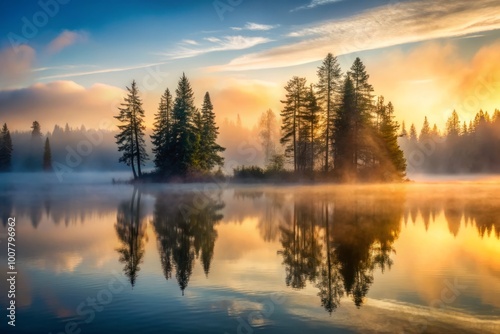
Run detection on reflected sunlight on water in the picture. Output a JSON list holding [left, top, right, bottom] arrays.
[[0, 182, 499, 333]]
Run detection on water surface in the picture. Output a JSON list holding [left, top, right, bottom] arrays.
[[1, 180, 499, 333]]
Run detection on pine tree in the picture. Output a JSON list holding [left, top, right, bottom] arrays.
[[349, 58, 374, 169], [280, 76, 307, 172], [401, 121, 408, 137], [191, 108, 204, 171], [446, 110, 460, 137], [334, 75, 356, 180], [419, 116, 431, 141], [0, 123, 13, 172], [115, 80, 149, 179], [164, 73, 197, 176], [316, 53, 342, 172], [378, 102, 406, 180], [304, 85, 321, 172], [151, 88, 173, 172], [258, 109, 279, 166], [26, 121, 43, 171], [409, 123, 418, 142], [43, 137, 52, 172], [200, 92, 225, 171]]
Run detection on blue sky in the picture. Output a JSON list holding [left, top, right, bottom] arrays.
[[1, 0, 500, 130]]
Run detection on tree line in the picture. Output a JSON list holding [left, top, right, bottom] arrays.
[[0, 121, 52, 172], [401, 109, 500, 173], [115, 74, 225, 180], [278, 54, 406, 182]]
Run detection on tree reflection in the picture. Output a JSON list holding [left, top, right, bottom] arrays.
[[115, 188, 147, 287], [151, 191, 224, 295], [278, 190, 403, 312]]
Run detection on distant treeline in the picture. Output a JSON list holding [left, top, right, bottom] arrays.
[[401, 109, 500, 173], [0, 122, 128, 173]]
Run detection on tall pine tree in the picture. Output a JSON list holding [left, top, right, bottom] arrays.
[[164, 73, 197, 177], [151, 88, 173, 172], [200, 92, 225, 171], [43, 137, 52, 172], [377, 101, 406, 180], [316, 53, 342, 172], [333, 75, 357, 180], [0, 123, 13, 172], [349, 57, 374, 170], [304, 85, 321, 172], [280, 76, 307, 172], [115, 80, 149, 179]]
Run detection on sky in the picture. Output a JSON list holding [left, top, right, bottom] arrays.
[[1, 0, 500, 132]]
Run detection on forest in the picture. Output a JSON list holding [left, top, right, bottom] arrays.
[[1, 53, 499, 181], [401, 109, 500, 174]]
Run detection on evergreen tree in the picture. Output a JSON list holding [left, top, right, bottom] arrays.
[[115, 80, 149, 179], [151, 88, 173, 172], [0, 123, 13, 172], [400, 121, 408, 137], [258, 109, 279, 166], [26, 121, 43, 171], [419, 116, 431, 141], [349, 58, 374, 169], [304, 85, 321, 172], [334, 75, 356, 179], [164, 73, 197, 176], [409, 123, 418, 142], [43, 137, 52, 172], [446, 110, 460, 137], [316, 53, 342, 172], [191, 109, 204, 171], [377, 102, 406, 180], [280, 76, 307, 172], [200, 92, 225, 171]]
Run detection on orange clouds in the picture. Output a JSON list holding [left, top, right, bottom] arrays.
[[366, 41, 500, 130], [0, 81, 125, 131], [194, 77, 281, 126], [46, 30, 88, 54]]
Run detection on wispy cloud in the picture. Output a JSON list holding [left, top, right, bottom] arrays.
[[46, 30, 88, 54], [161, 36, 273, 60], [181, 39, 199, 45], [212, 0, 500, 71], [231, 22, 279, 31], [37, 62, 168, 81], [291, 0, 343, 12], [0, 45, 36, 89]]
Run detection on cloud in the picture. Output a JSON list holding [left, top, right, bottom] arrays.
[[46, 30, 88, 54], [163, 36, 273, 59], [231, 22, 279, 31], [365, 41, 500, 130], [36, 62, 168, 81], [181, 39, 199, 45], [0, 81, 125, 131], [213, 0, 500, 71], [291, 0, 343, 12], [0, 45, 36, 89]]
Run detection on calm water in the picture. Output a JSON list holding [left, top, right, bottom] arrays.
[[1, 179, 500, 333]]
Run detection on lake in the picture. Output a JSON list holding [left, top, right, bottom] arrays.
[[0, 177, 499, 333]]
